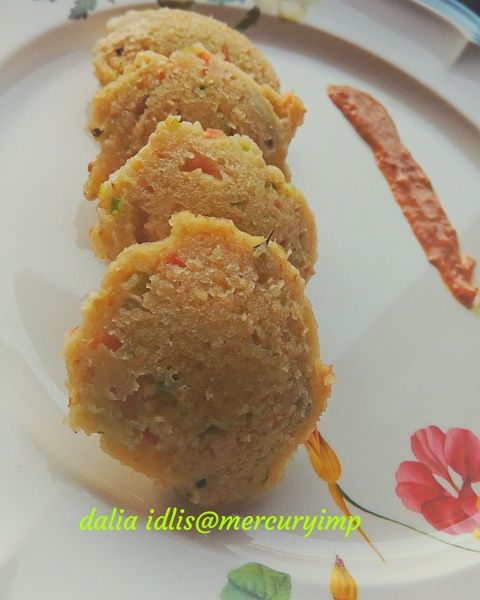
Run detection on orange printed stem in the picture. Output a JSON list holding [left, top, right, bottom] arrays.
[[338, 485, 480, 555], [328, 483, 385, 563]]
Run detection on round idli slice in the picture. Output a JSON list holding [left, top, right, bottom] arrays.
[[64, 211, 332, 506], [93, 8, 280, 90], [84, 47, 304, 199], [91, 117, 317, 281]]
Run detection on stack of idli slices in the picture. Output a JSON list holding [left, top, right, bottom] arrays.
[[64, 8, 332, 505]]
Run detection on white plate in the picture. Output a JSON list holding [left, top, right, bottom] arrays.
[[1, 1, 479, 598]]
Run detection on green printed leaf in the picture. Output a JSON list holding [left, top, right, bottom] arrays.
[[221, 563, 291, 600], [69, 0, 97, 19]]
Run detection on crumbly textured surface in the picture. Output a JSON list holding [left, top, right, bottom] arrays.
[[84, 47, 305, 199], [93, 8, 280, 90], [91, 118, 317, 281], [65, 212, 331, 505]]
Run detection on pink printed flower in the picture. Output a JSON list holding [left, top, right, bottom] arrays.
[[395, 426, 480, 535]]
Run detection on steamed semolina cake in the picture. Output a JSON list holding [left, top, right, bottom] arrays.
[[84, 47, 305, 198], [93, 8, 280, 89], [64, 212, 332, 505], [91, 118, 317, 281]]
